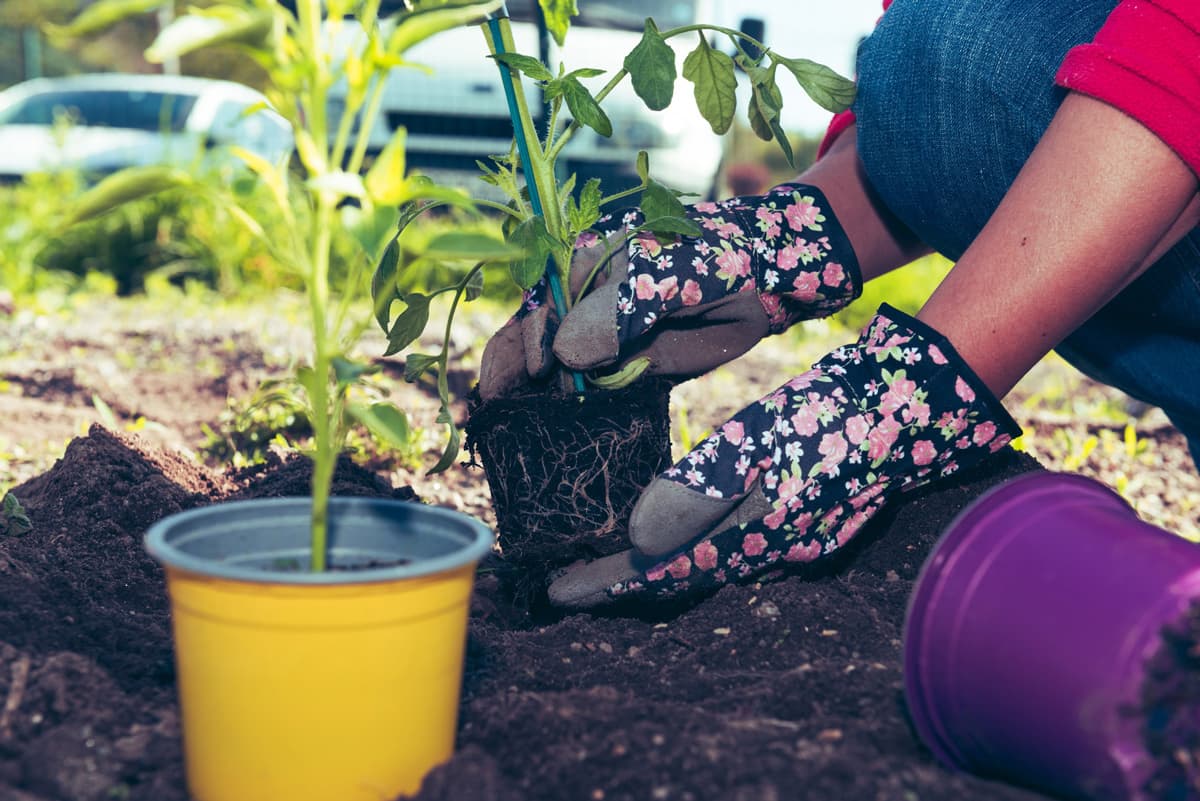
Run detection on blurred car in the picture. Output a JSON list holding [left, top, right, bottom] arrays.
[[0, 73, 293, 183]]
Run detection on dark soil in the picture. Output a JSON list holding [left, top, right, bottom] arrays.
[[0, 419, 1091, 801], [465, 380, 673, 596], [1142, 602, 1200, 801]]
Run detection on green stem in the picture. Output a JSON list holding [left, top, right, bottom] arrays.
[[484, 18, 562, 236], [346, 77, 388, 175], [598, 182, 649, 208], [307, 196, 337, 572], [474, 197, 527, 220]]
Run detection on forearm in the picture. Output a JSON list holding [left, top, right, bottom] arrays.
[[797, 125, 930, 281], [919, 92, 1200, 398]]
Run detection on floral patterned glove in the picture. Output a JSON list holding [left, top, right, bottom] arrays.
[[547, 304, 1022, 608], [478, 184, 862, 399]]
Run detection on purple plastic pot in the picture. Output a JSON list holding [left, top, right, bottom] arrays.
[[904, 471, 1200, 801]]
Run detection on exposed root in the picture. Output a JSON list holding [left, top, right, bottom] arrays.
[[465, 380, 673, 600]]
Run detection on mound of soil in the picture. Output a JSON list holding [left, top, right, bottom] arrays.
[[5, 424, 1188, 801]]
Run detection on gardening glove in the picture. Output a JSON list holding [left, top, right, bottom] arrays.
[[547, 304, 1022, 609], [477, 184, 863, 399]]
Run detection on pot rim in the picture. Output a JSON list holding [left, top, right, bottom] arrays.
[[144, 496, 494, 586]]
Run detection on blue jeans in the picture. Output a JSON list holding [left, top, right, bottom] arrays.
[[853, 0, 1200, 462]]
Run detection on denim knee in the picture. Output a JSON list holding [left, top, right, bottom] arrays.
[[853, 0, 1117, 259]]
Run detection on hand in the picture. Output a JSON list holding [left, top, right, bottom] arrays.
[[478, 184, 863, 399], [547, 305, 1022, 609]]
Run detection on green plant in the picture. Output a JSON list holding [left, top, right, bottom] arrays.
[[63, 0, 517, 570], [0, 492, 32, 536], [378, 9, 856, 393], [360, 10, 857, 470]]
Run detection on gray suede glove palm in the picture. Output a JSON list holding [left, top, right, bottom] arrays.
[[478, 184, 862, 399]]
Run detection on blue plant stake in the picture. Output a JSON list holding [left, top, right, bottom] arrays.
[[483, 6, 587, 394]]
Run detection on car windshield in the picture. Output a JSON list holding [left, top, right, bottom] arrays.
[[0, 89, 197, 132], [507, 0, 697, 31]]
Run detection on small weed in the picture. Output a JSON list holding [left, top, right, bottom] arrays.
[[200, 383, 311, 468], [673, 399, 710, 455], [1055, 429, 1099, 471], [0, 492, 32, 536], [1124, 423, 1149, 459]]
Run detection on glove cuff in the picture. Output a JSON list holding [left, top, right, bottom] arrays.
[[749, 183, 863, 332], [869, 303, 1022, 444]]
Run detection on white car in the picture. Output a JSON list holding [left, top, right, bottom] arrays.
[[0, 73, 293, 183]]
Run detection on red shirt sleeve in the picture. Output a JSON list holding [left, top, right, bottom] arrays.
[[1056, 0, 1200, 176], [816, 0, 892, 159]]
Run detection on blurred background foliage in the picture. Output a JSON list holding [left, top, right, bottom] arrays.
[[0, 0, 267, 87], [0, 0, 943, 329]]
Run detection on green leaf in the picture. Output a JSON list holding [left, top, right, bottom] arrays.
[[0, 493, 32, 537], [46, 0, 165, 38], [387, 0, 504, 57], [506, 216, 556, 289], [635, 150, 650, 184], [347, 403, 411, 449], [640, 181, 701, 237], [643, 215, 703, 238], [365, 128, 408, 205], [371, 201, 445, 332], [392, 176, 475, 207], [563, 67, 605, 80], [537, 0, 577, 46], [568, 177, 603, 233], [404, 353, 440, 383], [145, 11, 272, 63], [682, 35, 738, 135], [67, 166, 194, 224], [91, 394, 119, 430], [623, 19, 676, 111], [775, 56, 857, 114], [429, 407, 462, 473], [561, 76, 612, 138], [347, 204, 401, 263], [745, 63, 794, 167], [492, 51, 554, 83], [588, 357, 651, 389], [384, 293, 431, 357], [332, 356, 374, 388], [464, 268, 485, 301], [371, 237, 403, 331], [424, 232, 522, 261]]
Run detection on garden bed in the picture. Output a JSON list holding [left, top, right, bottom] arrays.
[[0, 424, 1052, 801], [2, 295, 1199, 800]]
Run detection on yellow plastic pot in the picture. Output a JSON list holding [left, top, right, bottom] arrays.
[[144, 496, 493, 801]]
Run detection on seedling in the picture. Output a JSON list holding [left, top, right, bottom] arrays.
[[0, 492, 32, 537], [375, 4, 855, 389], [61, 0, 518, 570]]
